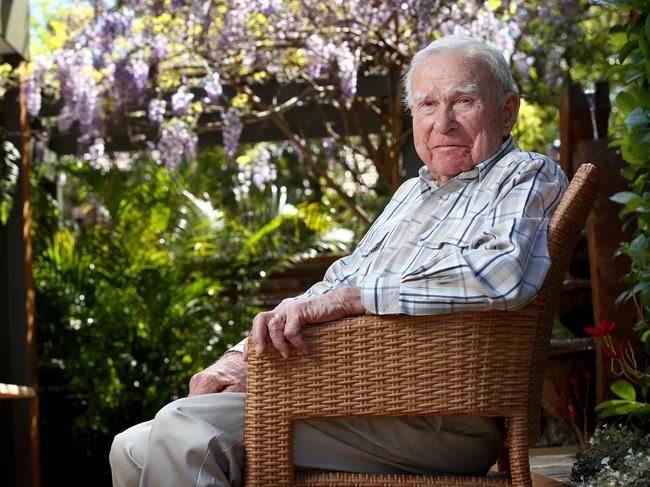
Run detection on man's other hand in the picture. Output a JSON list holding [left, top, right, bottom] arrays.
[[188, 351, 247, 396], [246, 287, 365, 360]]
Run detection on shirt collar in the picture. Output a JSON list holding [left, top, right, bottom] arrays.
[[418, 136, 516, 194]]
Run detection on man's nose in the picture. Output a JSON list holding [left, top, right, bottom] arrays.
[[433, 107, 457, 134]]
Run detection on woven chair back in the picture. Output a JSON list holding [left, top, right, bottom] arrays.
[[244, 163, 599, 486]]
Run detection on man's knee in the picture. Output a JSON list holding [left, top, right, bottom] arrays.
[[109, 430, 128, 468], [154, 393, 245, 438], [110, 421, 152, 487], [110, 420, 151, 470]]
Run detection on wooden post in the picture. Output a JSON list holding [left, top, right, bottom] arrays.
[[20, 61, 41, 487], [0, 56, 40, 487], [559, 82, 609, 180], [572, 140, 637, 403]]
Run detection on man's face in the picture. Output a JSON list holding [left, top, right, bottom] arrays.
[[410, 51, 520, 184]]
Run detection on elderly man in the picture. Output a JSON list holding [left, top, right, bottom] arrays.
[[110, 35, 567, 486]]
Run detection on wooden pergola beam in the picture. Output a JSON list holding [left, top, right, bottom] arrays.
[[43, 74, 393, 155], [0, 382, 36, 399]]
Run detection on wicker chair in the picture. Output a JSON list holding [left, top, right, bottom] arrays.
[[245, 163, 598, 487]]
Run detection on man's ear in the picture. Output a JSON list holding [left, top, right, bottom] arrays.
[[502, 92, 520, 135]]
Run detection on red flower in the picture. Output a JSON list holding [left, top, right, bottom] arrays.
[[603, 346, 621, 359], [585, 319, 616, 337]]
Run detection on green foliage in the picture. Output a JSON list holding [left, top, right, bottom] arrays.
[[570, 424, 650, 483], [505, 0, 622, 153], [32, 146, 345, 468], [596, 379, 650, 419], [0, 135, 20, 225], [608, 1, 650, 309], [588, 449, 650, 486], [580, 6, 650, 478], [512, 100, 559, 154]]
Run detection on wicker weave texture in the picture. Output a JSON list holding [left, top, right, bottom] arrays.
[[244, 164, 598, 487], [294, 471, 512, 486]]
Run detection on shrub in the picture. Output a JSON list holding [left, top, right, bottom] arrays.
[[570, 424, 650, 483], [589, 449, 650, 486], [32, 147, 345, 484]]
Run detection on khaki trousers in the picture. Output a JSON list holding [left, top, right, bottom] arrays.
[[110, 392, 504, 487]]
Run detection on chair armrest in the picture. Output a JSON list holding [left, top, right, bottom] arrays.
[[244, 311, 541, 485], [246, 310, 538, 421]]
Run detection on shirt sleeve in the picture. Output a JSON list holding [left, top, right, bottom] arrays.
[[223, 182, 419, 354], [360, 156, 568, 315], [293, 178, 423, 300]]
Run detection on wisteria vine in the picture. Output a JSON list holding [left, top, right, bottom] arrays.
[[1, 0, 604, 219]]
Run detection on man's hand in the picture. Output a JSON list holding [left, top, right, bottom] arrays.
[[188, 351, 247, 396], [245, 287, 365, 360]]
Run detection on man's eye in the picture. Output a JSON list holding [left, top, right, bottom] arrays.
[[458, 98, 472, 105]]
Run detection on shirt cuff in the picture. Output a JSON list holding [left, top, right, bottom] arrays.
[[227, 337, 247, 354], [360, 274, 402, 314]]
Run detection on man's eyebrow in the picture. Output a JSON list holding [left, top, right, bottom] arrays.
[[411, 84, 482, 105], [454, 84, 481, 96], [411, 93, 428, 105]]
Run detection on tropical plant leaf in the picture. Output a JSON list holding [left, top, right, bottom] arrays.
[[610, 379, 637, 401], [595, 399, 645, 417], [0, 139, 20, 225]]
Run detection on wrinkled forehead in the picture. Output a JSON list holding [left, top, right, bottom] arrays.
[[410, 52, 496, 103], [411, 83, 482, 104]]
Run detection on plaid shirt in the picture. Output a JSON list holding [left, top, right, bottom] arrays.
[[302, 136, 567, 314], [229, 137, 567, 351]]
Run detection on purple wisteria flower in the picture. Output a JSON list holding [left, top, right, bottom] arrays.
[[415, 0, 440, 46], [24, 76, 41, 117], [34, 131, 50, 161], [222, 108, 243, 164], [171, 87, 194, 116], [305, 35, 337, 78], [336, 44, 358, 106], [24, 59, 51, 117], [152, 119, 197, 170], [130, 58, 149, 96], [512, 52, 531, 81], [58, 105, 75, 135], [322, 137, 336, 165], [102, 8, 135, 39], [251, 0, 282, 17], [107, 56, 149, 107], [148, 99, 167, 124], [251, 145, 277, 189], [54, 49, 104, 141], [152, 35, 168, 63], [85, 138, 112, 172], [204, 72, 223, 104]]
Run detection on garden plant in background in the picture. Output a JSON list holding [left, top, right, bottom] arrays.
[[0, 0, 625, 485], [4, 0, 618, 228], [569, 0, 650, 485], [571, 315, 650, 485], [30, 142, 349, 483], [0, 129, 20, 225]]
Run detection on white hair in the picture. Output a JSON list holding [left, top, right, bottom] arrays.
[[403, 35, 517, 109]]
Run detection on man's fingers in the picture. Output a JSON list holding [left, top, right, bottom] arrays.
[[250, 306, 312, 359], [243, 339, 249, 361], [268, 314, 290, 358], [189, 373, 226, 396], [284, 314, 309, 355], [250, 312, 272, 356]]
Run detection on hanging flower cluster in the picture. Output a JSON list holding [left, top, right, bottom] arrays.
[[15, 0, 533, 172]]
